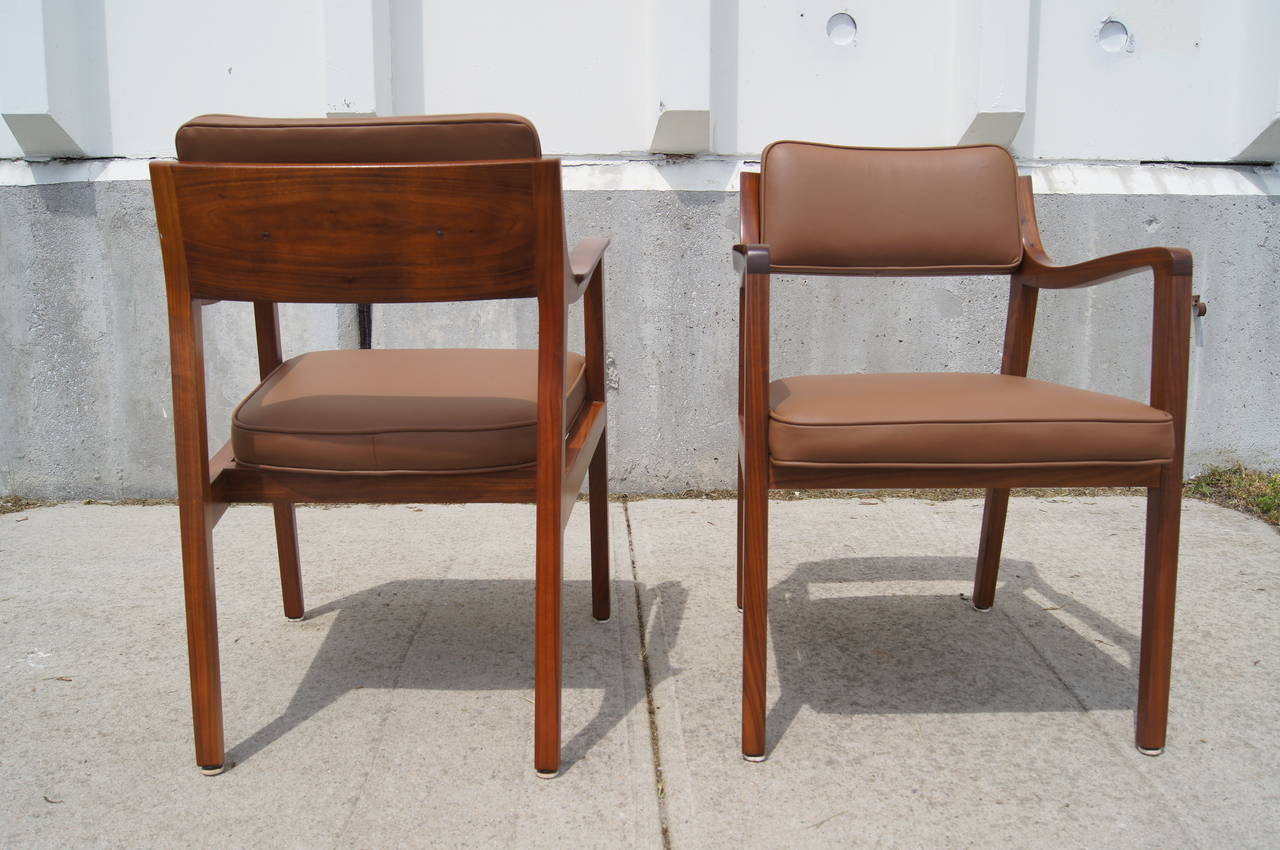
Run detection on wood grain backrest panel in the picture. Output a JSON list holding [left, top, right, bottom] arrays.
[[157, 159, 554, 303]]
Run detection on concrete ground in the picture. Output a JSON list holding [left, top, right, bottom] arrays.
[[0, 496, 1276, 848]]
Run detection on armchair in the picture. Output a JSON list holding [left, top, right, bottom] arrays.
[[734, 141, 1196, 761], [152, 114, 610, 777]]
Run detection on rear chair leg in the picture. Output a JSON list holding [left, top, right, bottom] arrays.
[[588, 432, 610, 622], [534, 497, 564, 777], [972, 488, 1010, 611], [272, 502, 305, 620], [179, 500, 225, 775], [1136, 474, 1181, 755]]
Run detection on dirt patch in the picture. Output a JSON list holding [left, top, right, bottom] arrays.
[[0, 495, 56, 515]]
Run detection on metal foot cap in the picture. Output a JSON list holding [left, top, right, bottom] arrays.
[[742, 753, 767, 763], [592, 615, 611, 624], [971, 602, 993, 613], [1137, 745, 1164, 757]]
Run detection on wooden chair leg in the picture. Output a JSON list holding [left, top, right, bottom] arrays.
[[588, 432, 610, 622], [1136, 472, 1181, 755], [178, 499, 225, 774], [534, 493, 564, 776], [736, 465, 745, 612], [272, 502, 305, 620], [973, 487, 1011, 611], [741, 473, 768, 761]]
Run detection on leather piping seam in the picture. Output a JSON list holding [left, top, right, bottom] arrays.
[[769, 458, 1173, 468], [183, 118, 535, 131], [768, 415, 1173, 427], [228, 459, 536, 476], [767, 262, 1022, 275]]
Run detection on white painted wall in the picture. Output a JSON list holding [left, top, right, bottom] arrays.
[[1013, 0, 1280, 161], [1, 0, 1278, 161]]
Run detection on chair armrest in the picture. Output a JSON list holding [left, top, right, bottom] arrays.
[[739, 171, 762, 244], [733, 243, 771, 276], [1005, 175, 1196, 429], [1021, 243, 1193, 289], [1015, 174, 1192, 288], [570, 237, 610, 284]]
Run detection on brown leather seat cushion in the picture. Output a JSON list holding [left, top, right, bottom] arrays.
[[769, 373, 1174, 468], [232, 349, 586, 473]]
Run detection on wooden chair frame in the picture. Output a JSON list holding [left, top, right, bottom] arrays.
[[734, 170, 1194, 760], [151, 157, 610, 777]]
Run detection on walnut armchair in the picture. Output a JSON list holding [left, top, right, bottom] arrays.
[[152, 114, 610, 777], [734, 141, 1196, 761]]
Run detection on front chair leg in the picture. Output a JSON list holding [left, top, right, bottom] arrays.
[[1136, 473, 1182, 755], [741, 477, 768, 761], [588, 431, 610, 622], [271, 502, 305, 620], [736, 465, 745, 612], [534, 498, 564, 776], [972, 488, 1011, 611]]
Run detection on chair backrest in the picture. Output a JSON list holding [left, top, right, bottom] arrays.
[[153, 114, 561, 303], [175, 113, 540, 162], [759, 141, 1022, 276]]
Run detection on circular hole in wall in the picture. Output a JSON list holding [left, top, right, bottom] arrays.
[[1098, 19, 1129, 52], [826, 12, 857, 46]]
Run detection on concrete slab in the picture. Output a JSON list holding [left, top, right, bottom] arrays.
[[626, 497, 1280, 848], [2, 497, 1277, 847], [0, 502, 661, 848]]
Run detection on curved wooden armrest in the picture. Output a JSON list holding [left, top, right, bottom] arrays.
[[570, 237, 610, 284], [733, 243, 772, 276], [1009, 177, 1192, 427], [1015, 174, 1191, 288], [1021, 243, 1193, 289]]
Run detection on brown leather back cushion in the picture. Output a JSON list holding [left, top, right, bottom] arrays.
[[760, 141, 1021, 274], [175, 113, 540, 163]]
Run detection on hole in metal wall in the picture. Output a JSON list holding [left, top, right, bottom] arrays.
[[826, 12, 857, 46], [1098, 18, 1131, 53]]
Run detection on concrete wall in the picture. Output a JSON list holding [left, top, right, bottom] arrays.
[[2, 0, 1278, 497], [0, 179, 356, 498], [2, 164, 1276, 498]]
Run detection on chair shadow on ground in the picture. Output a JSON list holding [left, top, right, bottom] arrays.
[[224, 577, 686, 774], [765, 556, 1142, 754]]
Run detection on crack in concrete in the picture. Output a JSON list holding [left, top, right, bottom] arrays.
[[623, 500, 674, 850], [331, 588, 436, 848]]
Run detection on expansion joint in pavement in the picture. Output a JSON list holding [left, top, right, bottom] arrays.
[[623, 500, 674, 850]]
